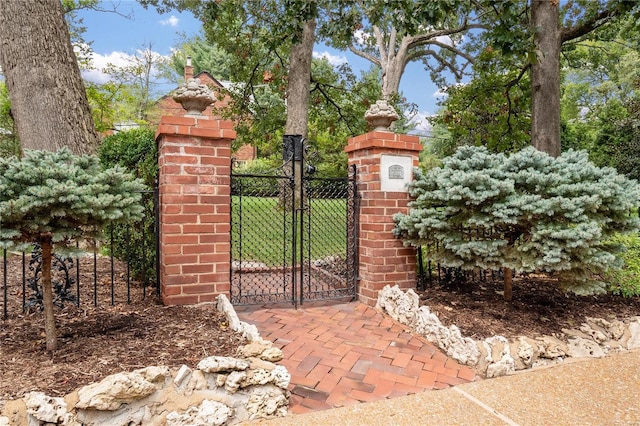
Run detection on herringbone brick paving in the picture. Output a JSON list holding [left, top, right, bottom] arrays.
[[236, 301, 479, 414]]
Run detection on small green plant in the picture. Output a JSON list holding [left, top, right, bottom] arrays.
[[604, 233, 640, 297]]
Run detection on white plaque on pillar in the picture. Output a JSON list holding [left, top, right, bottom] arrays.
[[380, 155, 412, 192]]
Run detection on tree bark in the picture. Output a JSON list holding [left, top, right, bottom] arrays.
[[503, 267, 513, 302], [40, 236, 58, 352], [284, 19, 316, 137], [282, 19, 315, 210], [531, 0, 561, 158], [0, 0, 99, 155]]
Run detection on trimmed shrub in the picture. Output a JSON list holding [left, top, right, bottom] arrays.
[[604, 233, 640, 297], [394, 146, 640, 296]]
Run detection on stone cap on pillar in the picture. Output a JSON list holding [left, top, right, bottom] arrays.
[[345, 131, 422, 154]]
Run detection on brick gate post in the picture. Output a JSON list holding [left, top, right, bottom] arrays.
[[156, 116, 236, 305], [345, 131, 423, 306]]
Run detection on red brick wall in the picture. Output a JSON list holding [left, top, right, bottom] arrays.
[[234, 144, 257, 162], [345, 131, 423, 306], [156, 115, 236, 305]]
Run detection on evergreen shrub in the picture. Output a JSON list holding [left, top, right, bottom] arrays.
[[0, 148, 144, 350], [604, 233, 640, 297], [98, 127, 158, 284], [394, 146, 640, 295]]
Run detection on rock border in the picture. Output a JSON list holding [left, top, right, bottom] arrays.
[[0, 295, 290, 426], [377, 285, 640, 378]]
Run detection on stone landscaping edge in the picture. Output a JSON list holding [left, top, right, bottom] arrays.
[[5, 286, 638, 425], [377, 284, 640, 378], [0, 294, 291, 426]]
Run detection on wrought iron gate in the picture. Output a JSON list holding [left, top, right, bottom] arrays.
[[230, 139, 358, 306]]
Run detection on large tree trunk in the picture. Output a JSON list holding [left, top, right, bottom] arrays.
[[39, 236, 58, 352], [531, 0, 561, 158], [282, 19, 316, 208], [0, 0, 99, 155], [284, 19, 316, 137]]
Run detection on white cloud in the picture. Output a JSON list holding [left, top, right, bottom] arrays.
[[160, 15, 179, 27], [82, 51, 134, 84], [313, 50, 347, 66], [435, 35, 454, 46], [433, 88, 448, 98], [408, 111, 433, 135], [81, 49, 169, 85], [353, 29, 368, 45]]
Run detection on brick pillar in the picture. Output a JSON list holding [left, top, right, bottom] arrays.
[[345, 131, 423, 306], [156, 115, 236, 305]]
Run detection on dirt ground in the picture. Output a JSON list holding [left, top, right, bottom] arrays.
[[419, 273, 640, 340], [1, 254, 639, 403], [0, 254, 246, 402]]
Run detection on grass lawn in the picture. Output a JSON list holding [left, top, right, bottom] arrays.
[[231, 196, 348, 265]]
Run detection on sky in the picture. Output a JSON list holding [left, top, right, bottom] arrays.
[[77, 1, 441, 134]]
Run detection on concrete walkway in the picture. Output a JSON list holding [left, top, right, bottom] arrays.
[[235, 301, 479, 414]]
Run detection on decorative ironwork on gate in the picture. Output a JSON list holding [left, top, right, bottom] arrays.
[[230, 136, 358, 306]]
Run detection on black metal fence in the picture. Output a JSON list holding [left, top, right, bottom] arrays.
[[416, 245, 504, 291], [230, 165, 359, 306], [1, 188, 159, 320]]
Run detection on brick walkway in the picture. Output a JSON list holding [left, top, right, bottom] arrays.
[[235, 301, 479, 414]]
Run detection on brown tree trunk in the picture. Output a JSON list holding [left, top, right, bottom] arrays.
[[531, 0, 561, 158], [282, 19, 316, 209], [285, 19, 316, 137], [503, 267, 513, 302], [0, 0, 99, 155], [40, 236, 58, 352]]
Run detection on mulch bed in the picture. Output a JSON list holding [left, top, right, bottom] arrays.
[[418, 273, 640, 340], [0, 253, 246, 401]]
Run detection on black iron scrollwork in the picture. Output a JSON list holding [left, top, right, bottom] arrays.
[[26, 244, 77, 310]]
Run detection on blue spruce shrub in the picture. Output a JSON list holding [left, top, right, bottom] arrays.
[[394, 146, 640, 295]]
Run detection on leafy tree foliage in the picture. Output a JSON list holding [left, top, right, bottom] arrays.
[[0, 82, 19, 158], [394, 146, 640, 300], [559, 18, 640, 172], [104, 44, 170, 122], [321, 0, 484, 100], [0, 149, 145, 350], [592, 99, 640, 181], [431, 46, 531, 154], [428, 0, 640, 159], [163, 35, 234, 83]]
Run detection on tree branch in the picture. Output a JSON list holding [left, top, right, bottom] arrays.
[[406, 22, 487, 50], [348, 44, 381, 67], [419, 49, 468, 81], [503, 63, 531, 138], [309, 79, 359, 135], [561, 8, 618, 43], [427, 40, 476, 64]]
